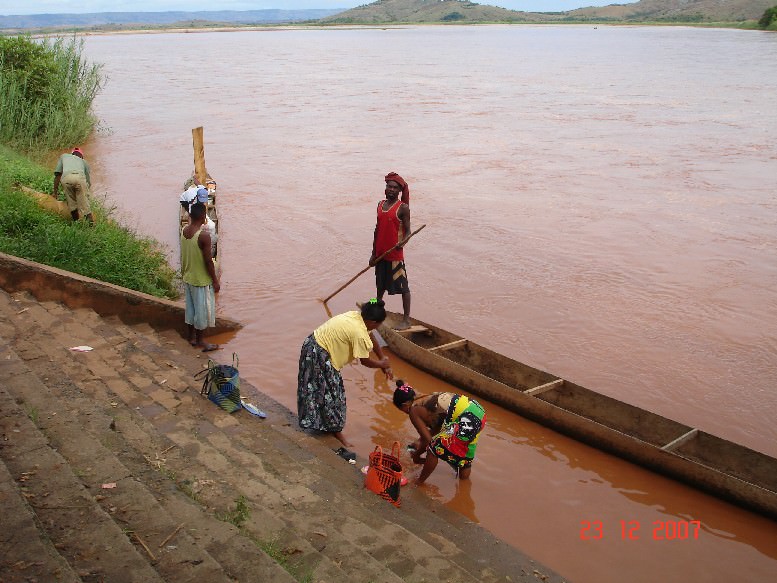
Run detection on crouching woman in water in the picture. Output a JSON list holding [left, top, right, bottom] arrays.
[[297, 299, 393, 447], [392, 381, 486, 485]]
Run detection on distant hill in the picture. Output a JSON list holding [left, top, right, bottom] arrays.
[[568, 0, 774, 22], [321, 0, 773, 24], [321, 0, 556, 23], [1, 0, 772, 31], [0, 9, 342, 30]]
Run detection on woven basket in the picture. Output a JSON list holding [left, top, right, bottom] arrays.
[[364, 442, 403, 507], [196, 353, 241, 413]]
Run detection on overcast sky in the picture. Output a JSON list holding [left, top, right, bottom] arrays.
[[1, 1, 633, 16]]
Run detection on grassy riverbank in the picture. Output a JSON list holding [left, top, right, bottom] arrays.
[[0, 34, 178, 299], [0, 144, 178, 299]]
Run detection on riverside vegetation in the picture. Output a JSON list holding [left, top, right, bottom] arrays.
[[0, 35, 178, 299], [760, 5, 777, 28]]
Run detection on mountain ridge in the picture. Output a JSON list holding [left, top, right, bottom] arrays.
[[0, 9, 342, 30], [1, 0, 773, 30], [323, 0, 775, 24]]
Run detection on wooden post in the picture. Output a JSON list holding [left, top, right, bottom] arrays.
[[192, 126, 208, 185]]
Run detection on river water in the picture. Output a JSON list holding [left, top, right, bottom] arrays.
[[81, 25, 777, 583]]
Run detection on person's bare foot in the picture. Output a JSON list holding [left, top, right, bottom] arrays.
[[333, 431, 354, 448], [393, 319, 411, 331]]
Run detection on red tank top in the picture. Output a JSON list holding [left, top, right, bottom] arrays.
[[374, 200, 405, 261]]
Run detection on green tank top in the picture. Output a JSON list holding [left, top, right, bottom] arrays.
[[180, 227, 212, 286]]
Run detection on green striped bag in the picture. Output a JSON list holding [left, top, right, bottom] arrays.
[[197, 353, 241, 413]]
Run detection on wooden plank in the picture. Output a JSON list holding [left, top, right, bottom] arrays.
[[429, 338, 468, 353], [525, 379, 564, 397], [661, 428, 699, 452], [394, 325, 429, 335]]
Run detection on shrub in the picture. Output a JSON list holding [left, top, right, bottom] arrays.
[[0, 35, 104, 152], [0, 36, 59, 102], [758, 5, 777, 28]]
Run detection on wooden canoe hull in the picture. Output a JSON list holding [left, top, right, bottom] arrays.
[[179, 127, 218, 268], [179, 177, 218, 269], [380, 311, 777, 520], [15, 184, 77, 220]]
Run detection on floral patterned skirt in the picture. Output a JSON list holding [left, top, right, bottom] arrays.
[[297, 334, 346, 433]]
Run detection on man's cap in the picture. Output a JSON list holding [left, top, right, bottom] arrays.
[[196, 187, 209, 203], [72, 147, 83, 156]]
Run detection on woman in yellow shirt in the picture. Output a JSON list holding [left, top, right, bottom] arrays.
[[297, 299, 393, 447]]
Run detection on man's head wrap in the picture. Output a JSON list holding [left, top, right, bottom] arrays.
[[385, 172, 410, 205]]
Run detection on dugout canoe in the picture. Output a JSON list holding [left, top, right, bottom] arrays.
[[179, 127, 219, 268], [379, 311, 777, 521], [179, 176, 218, 265]]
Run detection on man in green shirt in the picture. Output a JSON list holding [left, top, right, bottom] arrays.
[[52, 147, 93, 223], [181, 202, 221, 351]]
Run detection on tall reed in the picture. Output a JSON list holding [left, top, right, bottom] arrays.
[[0, 35, 103, 151]]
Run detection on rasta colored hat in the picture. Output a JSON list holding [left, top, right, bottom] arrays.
[[385, 171, 410, 205], [196, 187, 209, 203]]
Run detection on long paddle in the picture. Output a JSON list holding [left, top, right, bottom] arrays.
[[322, 223, 426, 305]]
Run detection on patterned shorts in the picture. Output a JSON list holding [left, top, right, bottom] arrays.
[[375, 260, 410, 295]]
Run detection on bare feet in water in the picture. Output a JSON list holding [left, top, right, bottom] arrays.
[[334, 431, 354, 448]]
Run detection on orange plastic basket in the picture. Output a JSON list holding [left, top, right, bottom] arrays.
[[364, 442, 403, 507]]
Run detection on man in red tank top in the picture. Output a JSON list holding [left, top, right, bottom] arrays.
[[370, 172, 412, 329]]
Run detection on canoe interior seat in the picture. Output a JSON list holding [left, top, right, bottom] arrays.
[[661, 428, 699, 452], [428, 338, 468, 353], [395, 325, 431, 335], [525, 378, 564, 396]]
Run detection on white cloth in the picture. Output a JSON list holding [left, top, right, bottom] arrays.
[[180, 184, 200, 204]]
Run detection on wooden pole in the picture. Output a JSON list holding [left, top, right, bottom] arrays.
[[192, 126, 208, 185], [323, 224, 426, 305]]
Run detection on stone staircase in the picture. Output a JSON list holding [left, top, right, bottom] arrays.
[[0, 288, 565, 583]]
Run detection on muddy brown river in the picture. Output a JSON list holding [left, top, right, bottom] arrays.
[[81, 25, 777, 582]]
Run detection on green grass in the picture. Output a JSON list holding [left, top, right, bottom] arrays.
[[218, 495, 250, 528], [215, 497, 314, 581], [24, 404, 39, 423], [177, 478, 203, 503], [0, 35, 102, 152], [0, 144, 179, 299], [249, 534, 313, 583]]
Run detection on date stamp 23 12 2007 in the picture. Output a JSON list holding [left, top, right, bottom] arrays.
[[580, 519, 703, 541]]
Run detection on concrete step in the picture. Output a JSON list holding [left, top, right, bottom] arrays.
[[0, 455, 82, 583], [0, 343, 295, 583], [0, 380, 165, 583], [92, 312, 520, 582], [16, 303, 424, 582], [0, 287, 565, 583], [0, 292, 362, 582]]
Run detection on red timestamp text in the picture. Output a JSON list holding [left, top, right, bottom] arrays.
[[580, 519, 702, 541]]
